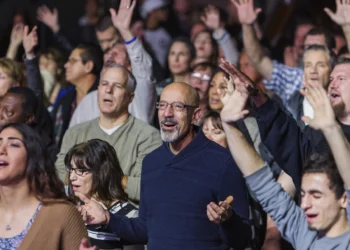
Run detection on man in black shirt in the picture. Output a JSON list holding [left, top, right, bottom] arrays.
[[248, 57, 350, 189]]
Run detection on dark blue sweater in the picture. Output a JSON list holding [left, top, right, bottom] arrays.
[[107, 129, 251, 250]]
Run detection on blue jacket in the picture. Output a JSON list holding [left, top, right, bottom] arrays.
[[107, 129, 251, 250]]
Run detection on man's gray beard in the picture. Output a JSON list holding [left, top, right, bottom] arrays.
[[160, 128, 179, 143]]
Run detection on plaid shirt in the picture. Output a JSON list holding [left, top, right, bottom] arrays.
[[263, 60, 303, 105]]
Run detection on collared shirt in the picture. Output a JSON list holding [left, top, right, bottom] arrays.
[[264, 60, 303, 105]]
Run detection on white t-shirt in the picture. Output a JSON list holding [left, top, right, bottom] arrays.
[[99, 123, 122, 135], [303, 98, 314, 125]]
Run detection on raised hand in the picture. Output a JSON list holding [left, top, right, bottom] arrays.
[[325, 0, 350, 26], [200, 5, 221, 30], [207, 196, 234, 224], [110, 0, 136, 40], [9, 24, 24, 47], [75, 192, 110, 225], [37, 5, 60, 33], [300, 82, 337, 131], [218, 59, 252, 123], [232, 0, 262, 25], [23, 26, 38, 59]]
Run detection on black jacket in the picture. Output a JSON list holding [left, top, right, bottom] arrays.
[[256, 98, 350, 189]]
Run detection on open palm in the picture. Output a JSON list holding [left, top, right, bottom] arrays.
[[10, 24, 24, 47], [300, 83, 337, 131], [325, 0, 350, 25], [37, 5, 59, 31], [201, 5, 221, 30], [110, 0, 136, 32], [232, 0, 262, 25], [219, 59, 252, 123], [220, 76, 250, 124]]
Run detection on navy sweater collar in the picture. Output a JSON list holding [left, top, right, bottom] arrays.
[[163, 126, 209, 164]]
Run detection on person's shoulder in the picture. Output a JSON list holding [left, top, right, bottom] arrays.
[[82, 90, 98, 102], [68, 118, 99, 132], [206, 139, 231, 154], [142, 143, 165, 165], [57, 88, 77, 104], [129, 116, 160, 135], [42, 199, 79, 216], [204, 140, 233, 163]]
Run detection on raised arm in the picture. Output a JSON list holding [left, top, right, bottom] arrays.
[[6, 24, 24, 60], [22, 26, 44, 99], [219, 61, 312, 248], [201, 5, 239, 65], [37, 5, 74, 53], [234, 0, 303, 104], [233, 0, 273, 80], [219, 62, 264, 176], [220, 59, 309, 188], [325, 0, 350, 53], [110, 0, 156, 124], [263, 171, 296, 250], [301, 82, 350, 188]]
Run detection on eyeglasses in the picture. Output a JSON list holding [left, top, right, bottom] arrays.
[[190, 72, 211, 82], [156, 101, 197, 112], [65, 165, 91, 176]]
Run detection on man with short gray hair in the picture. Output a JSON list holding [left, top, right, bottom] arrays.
[[287, 44, 335, 130], [55, 63, 162, 203]]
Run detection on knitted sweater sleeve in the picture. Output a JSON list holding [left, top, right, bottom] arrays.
[[55, 127, 77, 182], [60, 204, 88, 249]]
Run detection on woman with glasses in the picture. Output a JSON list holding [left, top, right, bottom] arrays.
[[65, 139, 143, 250], [0, 123, 87, 250]]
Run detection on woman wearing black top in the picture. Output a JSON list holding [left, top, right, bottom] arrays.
[[65, 139, 143, 250]]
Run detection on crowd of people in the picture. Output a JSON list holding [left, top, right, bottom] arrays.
[[1, 0, 350, 249]]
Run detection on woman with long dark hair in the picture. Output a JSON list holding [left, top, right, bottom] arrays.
[[65, 139, 143, 250], [0, 123, 87, 249]]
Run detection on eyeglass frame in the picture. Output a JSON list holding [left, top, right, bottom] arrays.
[[156, 101, 198, 112], [65, 165, 92, 176], [190, 72, 211, 82]]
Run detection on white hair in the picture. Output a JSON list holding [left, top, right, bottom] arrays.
[[100, 63, 137, 92]]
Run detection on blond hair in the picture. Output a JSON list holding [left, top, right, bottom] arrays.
[[0, 58, 25, 85]]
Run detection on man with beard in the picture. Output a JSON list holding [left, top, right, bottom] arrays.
[[227, 57, 350, 190], [287, 45, 335, 130], [219, 64, 350, 250], [235, 0, 338, 107], [74, 82, 252, 250]]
